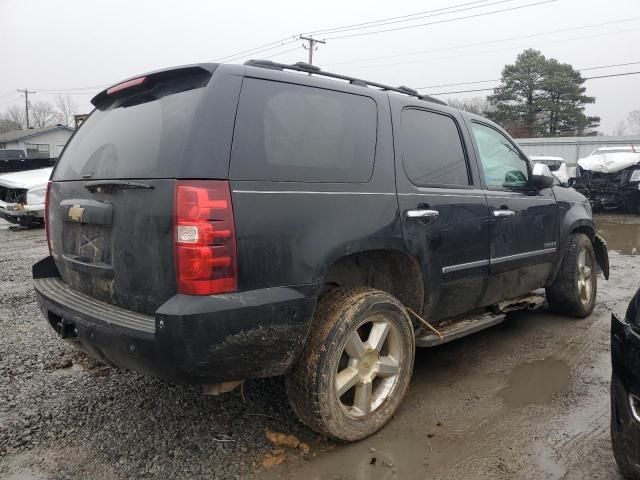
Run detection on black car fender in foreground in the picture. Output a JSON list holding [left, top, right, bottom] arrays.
[[611, 290, 640, 479]]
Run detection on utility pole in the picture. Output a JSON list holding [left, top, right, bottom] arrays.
[[300, 35, 326, 66], [17, 89, 36, 129]]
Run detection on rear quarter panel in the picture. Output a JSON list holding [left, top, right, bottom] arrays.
[[229, 72, 402, 291]]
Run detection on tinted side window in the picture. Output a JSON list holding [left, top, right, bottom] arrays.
[[471, 123, 529, 190], [230, 79, 377, 182], [400, 109, 469, 187]]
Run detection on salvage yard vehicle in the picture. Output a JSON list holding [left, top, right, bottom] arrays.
[[33, 60, 609, 441], [611, 288, 640, 479], [0, 149, 56, 174], [528, 155, 571, 185], [0, 167, 52, 227], [575, 145, 640, 212]]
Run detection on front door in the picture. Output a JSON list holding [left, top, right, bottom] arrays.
[[395, 106, 490, 322], [468, 121, 558, 305]]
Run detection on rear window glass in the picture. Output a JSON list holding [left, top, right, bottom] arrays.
[[230, 78, 377, 182], [400, 109, 469, 187], [53, 72, 210, 180]]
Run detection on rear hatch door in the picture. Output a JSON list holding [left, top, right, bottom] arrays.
[[48, 65, 233, 314]]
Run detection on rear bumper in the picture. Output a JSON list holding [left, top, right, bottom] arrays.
[[611, 312, 640, 473], [33, 256, 318, 384]]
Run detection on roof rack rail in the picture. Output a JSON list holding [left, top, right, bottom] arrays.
[[243, 59, 446, 106]]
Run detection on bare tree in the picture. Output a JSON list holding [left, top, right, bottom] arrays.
[[628, 110, 640, 134], [3, 104, 26, 129], [29, 101, 57, 128], [0, 118, 21, 134], [612, 120, 628, 136], [447, 97, 494, 116], [54, 94, 78, 126]]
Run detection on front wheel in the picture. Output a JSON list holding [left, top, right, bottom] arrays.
[[286, 288, 415, 442], [546, 233, 597, 318]]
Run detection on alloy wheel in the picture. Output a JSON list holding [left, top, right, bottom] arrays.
[[577, 247, 594, 305], [335, 316, 403, 419]]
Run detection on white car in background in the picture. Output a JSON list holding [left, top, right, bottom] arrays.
[[528, 155, 571, 185], [0, 167, 52, 227]]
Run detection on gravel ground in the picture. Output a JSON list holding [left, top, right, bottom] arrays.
[[1, 215, 639, 479], [0, 221, 319, 480]]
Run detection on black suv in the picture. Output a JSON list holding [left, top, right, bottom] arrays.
[[33, 60, 609, 441]]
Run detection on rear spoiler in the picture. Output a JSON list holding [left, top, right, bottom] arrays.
[[91, 63, 217, 107]]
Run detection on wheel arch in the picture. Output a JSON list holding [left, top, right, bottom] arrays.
[[546, 219, 596, 287], [321, 248, 424, 314]]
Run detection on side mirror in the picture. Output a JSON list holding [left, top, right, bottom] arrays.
[[530, 163, 555, 189]]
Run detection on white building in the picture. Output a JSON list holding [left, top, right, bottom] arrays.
[[0, 125, 74, 158]]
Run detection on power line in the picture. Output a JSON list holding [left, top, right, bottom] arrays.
[[34, 84, 110, 92], [418, 60, 640, 89], [321, 17, 640, 68], [344, 25, 640, 73], [203, 1, 519, 65], [324, 0, 556, 40], [37, 91, 98, 95], [262, 46, 302, 60], [306, 0, 489, 35], [307, 0, 512, 36], [580, 60, 640, 71], [585, 70, 640, 80], [427, 70, 640, 95], [212, 36, 298, 63]]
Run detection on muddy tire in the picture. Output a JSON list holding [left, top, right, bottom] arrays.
[[286, 288, 415, 442], [546, 233, 597, 318]]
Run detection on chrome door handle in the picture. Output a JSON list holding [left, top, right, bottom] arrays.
[[493, 209, 516, 217], [406, 209, 439, 219]]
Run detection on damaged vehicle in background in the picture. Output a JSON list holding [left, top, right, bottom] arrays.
[[575, 145, 640, 213], [528, 155, 572, 186], [0, 167, 52, 227]]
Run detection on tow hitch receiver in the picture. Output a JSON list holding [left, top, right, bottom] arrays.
[[55, 320, 77, 339], [593, 234, 610, 280]]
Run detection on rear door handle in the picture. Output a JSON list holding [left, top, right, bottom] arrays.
[[406, 209, 439, 219], [493, 209, 516, 217]]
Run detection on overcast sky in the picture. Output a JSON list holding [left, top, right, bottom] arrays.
[[0, 0, 638, 134]]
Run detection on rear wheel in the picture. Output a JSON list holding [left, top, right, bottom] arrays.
[[546, 233, 597, 318], [286, 288, 415, 441]]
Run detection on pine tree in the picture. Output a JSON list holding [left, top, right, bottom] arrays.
[[487, 49, 599, 137]]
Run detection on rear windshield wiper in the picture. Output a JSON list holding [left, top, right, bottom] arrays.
[[84, 180, 154, 193]]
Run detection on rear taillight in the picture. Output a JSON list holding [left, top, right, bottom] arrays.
[[174, 180, 237, 295], [45, 181, 52, 254]]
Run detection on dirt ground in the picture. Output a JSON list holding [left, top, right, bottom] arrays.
[[1, 214, 640, 480]]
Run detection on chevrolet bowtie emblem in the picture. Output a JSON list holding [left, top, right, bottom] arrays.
[[68, 205, 84, 222]]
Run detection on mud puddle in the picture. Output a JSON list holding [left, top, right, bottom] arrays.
[[498, 358, 571, 407], [595, 214, 640, 255]]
